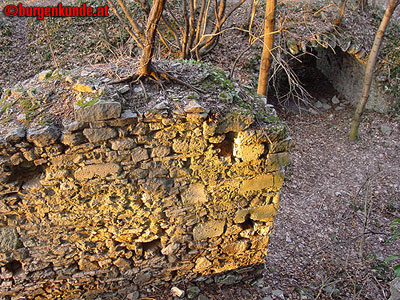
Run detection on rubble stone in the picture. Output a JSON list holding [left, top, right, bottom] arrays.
[[0, 82, 290, 299], [75, 101, 121, 122]]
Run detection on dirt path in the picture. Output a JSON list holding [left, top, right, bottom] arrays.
[[261, 108, 400, 300]]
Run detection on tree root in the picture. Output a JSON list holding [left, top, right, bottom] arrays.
[[109, 66, 204, 94]]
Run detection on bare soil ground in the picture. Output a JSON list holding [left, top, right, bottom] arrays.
[[0, 0, 399, 299], [263, 108, 400, 300]]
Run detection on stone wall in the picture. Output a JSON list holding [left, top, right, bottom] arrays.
[[315, 46, 393, 113], [0, 93, 291, 299]]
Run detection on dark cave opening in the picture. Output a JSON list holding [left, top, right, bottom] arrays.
[[267, 49, 339, 111]]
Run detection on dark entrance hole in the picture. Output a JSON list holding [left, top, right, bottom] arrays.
[[5, 260, 22, 275], [268, 49, 338, 111], [7, 162, 44, 185]]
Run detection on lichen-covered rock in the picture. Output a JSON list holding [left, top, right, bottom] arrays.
[[0, 227, 21, 252]]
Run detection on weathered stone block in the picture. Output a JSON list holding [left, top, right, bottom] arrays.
[[233, 142, 264, 162], [222, 240, 248, 255], [64, 121, 87, 132], [234, 205, 277, 223], [113, 258, 132, 271], [10, 153, 24, 165], [75, 101, 121, 122], [161, 243, 180, 256], [181, 183, 207, 206], [184, 100, 206, 113], [78, 258, 98, 271], [216, 111, 254, 134], [194, 257, 212, 271], [202, 122, 217, 137], [74, 163, 121, 180], [136, 272, 152, 284], [61, 132, 86, 147], [266, 153, 291, 171], [240, 173, 274, 192], [274, 171, 284, 191], [111, 138, 136, 150], [107, 109, 138, 127], [5, 127, 26, 144], [83, 128, 117, 143], [131, 122, 149, 135], [22, 149, 37, 161], [269, 137, 294, 153], [239, 172, 284, 193], [45, 169, 70, 181], [172, 138, 190, 154], [189, 137, 208, 153], [131, 148, 149, 163], [0, 227, 21, 252], [27, 126, 60, 147], [151, 146, 171, 158], [193, 220, 226, 240]]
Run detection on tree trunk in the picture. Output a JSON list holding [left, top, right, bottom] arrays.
[[349, 0, 399, 140], [257, 0, 277, 96], [137, 0, 166, 76]]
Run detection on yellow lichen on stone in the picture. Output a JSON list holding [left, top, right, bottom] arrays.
[[73, 83, 94, 93]]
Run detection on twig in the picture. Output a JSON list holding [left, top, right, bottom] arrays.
[[43, 19, 59, 69], [314, 276, 327, 300], [229, 43, 254, 78], [139, 80, 148, 102], [371, 274, 387, 299]]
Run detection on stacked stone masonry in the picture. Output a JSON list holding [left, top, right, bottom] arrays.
[[0, 100, 292, 299]]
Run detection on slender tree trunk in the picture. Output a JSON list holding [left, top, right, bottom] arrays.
[[257, 0, 277, 96], [349, 0, 399, 140], [137, 0, 166, 76]]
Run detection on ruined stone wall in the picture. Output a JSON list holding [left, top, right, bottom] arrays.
[[315, 47, 393, 113], [0, 100, 291, 299]]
